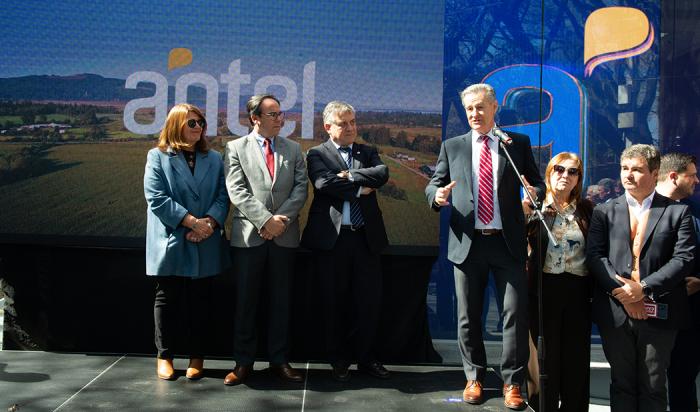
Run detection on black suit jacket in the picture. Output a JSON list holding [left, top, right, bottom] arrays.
[[425, 130, 545, 264], [301, 140, 389, 254], [586, 193, 696, 330]]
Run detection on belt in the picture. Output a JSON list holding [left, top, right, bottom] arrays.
[[340, 224, 364, 231], [475, 228, 502, 236]]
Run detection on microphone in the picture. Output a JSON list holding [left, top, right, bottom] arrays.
[[492, 126, 512, 145]]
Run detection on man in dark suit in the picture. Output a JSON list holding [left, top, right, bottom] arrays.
[[655, 152, 700, 411], [223, 94, 308, 385], [425, 83, 544, 409], [301, 100, 390, 382], [587, 144, 696, 411]]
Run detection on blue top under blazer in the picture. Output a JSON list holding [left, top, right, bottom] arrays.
[[144, 147, 231, 277]]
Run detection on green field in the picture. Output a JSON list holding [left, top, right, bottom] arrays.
[[0, 139, 439, 246], [0, 116, 23, 124], [0, 114, 75, 124]]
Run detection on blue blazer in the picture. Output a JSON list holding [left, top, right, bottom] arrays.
[[144, 147, 230, 277]]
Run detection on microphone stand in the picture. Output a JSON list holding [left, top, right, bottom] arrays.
[[497, 136, 556, 412]]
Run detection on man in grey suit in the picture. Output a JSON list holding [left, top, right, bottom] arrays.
[[587, 144, 696, 411], [425, 83, 544, 409], [223, 94, 308, 385]]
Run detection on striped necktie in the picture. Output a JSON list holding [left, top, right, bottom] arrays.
[[339, 146, 365, 227], [477, 135, 494, 225]]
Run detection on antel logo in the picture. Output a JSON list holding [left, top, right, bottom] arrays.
[[123, 59, 316, 139]]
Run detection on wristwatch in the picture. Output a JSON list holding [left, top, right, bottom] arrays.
[[640, 280, 652, 298]]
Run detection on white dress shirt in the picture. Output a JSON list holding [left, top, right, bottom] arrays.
[[625, 190, 654, 219], [471, 130, 502, 230]]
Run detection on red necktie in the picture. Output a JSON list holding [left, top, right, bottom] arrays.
[[477, 135, 494, 225], [263, 138, 274, 179]]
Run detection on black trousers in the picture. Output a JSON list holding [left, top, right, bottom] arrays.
[[528, 272, 591, 412], [316, 228, 383, 365], [667, 325, 700, 411], [599, 318, 677, 412], [153, 275, 214, 359], [454, 232, 529, 385], [232, 241, 295, 366]]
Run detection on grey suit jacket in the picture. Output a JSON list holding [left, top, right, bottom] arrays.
[[587, 193, 696, 329], [223, 133, 308, 248], [425, 130, 545, 264]]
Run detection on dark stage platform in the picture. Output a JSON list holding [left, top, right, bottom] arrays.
[[0, 351, 535, 411]]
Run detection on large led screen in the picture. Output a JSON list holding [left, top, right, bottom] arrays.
[[0, 1, 444, 247]]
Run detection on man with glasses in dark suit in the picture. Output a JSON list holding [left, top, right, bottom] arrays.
[[302, 101, 390, 382], [656, 152, 700, 411]]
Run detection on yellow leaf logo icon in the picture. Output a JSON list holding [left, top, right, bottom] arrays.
[[584, 7, 654, 77], [168, 48, 193, 71]]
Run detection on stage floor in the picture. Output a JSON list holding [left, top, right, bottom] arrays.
[[0, 301, 613, 411], [0, 351, 545, 411]]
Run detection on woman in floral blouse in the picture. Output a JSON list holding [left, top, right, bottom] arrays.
[[525, 152, 593, 411]]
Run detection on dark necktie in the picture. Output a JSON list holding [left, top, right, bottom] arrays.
[[263, 138, 274, 179], [477, 135, 494, 225], [339, 146, 365, 227]]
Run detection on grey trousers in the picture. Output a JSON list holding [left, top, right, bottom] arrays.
[[454, 232, 529, 385]]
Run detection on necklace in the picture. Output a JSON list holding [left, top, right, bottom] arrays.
[[552, 202, 575, 222], [184, 151, 196, 168], [549, 201, 575, 245]]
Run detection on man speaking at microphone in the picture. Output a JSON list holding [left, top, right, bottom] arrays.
[[426, 83, 544, 409]]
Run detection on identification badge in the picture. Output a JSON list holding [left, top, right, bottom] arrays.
[[643, 302, 668, 320]]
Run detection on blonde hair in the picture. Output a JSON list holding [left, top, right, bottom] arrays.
[[157, 103, 209, 152], [545, 152, 584, 203]]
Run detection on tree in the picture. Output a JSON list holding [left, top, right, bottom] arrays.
[[391, 130, 409, 148], [411, 134, 441, 154]]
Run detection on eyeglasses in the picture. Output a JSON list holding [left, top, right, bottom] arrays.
[[186, 119, 206, 128], [553, 165, 580, 176], [261, 111, 285, 120]]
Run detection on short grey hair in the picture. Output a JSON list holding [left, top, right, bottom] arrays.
[[620, 144, 661, 172], [659, 152, 697, 181], [460, 83, 497, 107], [323, 101, 355, 125]]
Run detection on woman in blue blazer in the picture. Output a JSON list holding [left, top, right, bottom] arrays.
[[144, 103, 230, 380]]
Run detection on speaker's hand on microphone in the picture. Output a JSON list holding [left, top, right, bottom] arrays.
[[435, 181, 456, 206], [521, 175, 538, 209]]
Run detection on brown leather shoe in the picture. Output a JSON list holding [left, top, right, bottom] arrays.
[[270, 363, 304, 383], [224, 365, 251, 386], [157, 358, 175, 380], [503, 384, 526, 410], [463, 380, 483, 404], [186, 358, 204, 380]]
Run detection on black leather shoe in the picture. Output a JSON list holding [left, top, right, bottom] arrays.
[[331, 363, 350, 382], [358, 362, 390, 379], [270, 363, 304, 383]]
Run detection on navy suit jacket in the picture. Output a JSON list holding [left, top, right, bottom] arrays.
[[586, 193, 696, 330], [301, 140, 389, 254]]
